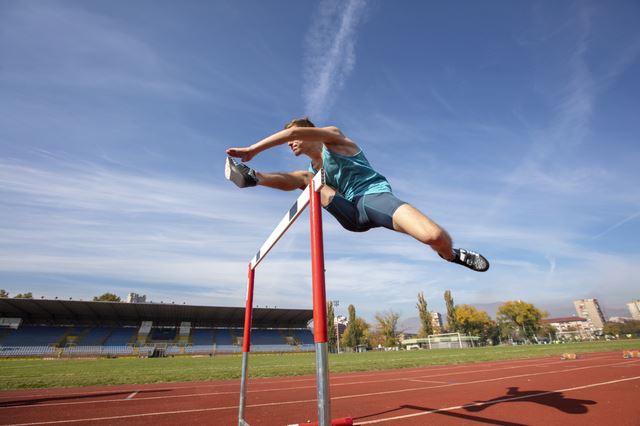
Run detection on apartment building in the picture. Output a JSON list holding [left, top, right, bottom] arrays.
[[574, 298, 606, 334], [543, 316, 592, 339], [627, 300, 640, 320]]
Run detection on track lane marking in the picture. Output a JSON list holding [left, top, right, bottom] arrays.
[[4, 374, 639, 426], [0, 353, 621, 403], [2, 359, 637, 424], [124, 392, 138, 400], [356, 375, 640, 424], [2, 357, 637, 410], [0, 360, 640, 410], [0, 352, 619, 400], [404, 379, 449, 384]]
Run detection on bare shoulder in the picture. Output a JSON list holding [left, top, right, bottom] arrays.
[[320, 126, 359, 155], [321, 126, 344, 136]]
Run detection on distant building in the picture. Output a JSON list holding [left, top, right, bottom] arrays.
[[431, 312, 443, 333], [574, 298, 605, 334], [544, 317, 592, 340], [627, 300, 640, 320], [608, 317, 632, 324], [126, 293, 147, 303], [334, 315, 347, 337]]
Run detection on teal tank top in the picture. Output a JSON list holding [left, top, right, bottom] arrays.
[[309, 146, 392, 201]]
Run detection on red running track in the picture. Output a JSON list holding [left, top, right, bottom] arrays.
[[0, 351, 638, 425]]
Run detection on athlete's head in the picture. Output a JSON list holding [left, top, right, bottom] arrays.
[[284, 117, 315, 129], [285, 117, 319, 157]]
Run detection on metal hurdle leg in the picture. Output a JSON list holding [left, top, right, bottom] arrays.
[[238, 266, 255, 426]]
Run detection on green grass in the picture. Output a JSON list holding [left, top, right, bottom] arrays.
[[0, 340, 637, 391]]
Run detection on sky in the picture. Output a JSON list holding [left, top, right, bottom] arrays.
[[1, 0, 639, 323]]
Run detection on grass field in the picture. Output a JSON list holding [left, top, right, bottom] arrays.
[[1, 340, 638, 391]]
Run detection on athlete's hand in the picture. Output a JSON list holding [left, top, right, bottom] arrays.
[[226, 147, 255, 162]]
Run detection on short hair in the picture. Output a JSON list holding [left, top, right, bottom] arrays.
[[284, 117, 315, 129]]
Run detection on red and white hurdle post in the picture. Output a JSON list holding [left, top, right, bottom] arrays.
[[309, 173, 331, 424], [237, 170, 351, 426]]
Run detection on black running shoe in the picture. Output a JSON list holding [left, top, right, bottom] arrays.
[[451, 248, 490, 272], [225, 157, 258, 188]]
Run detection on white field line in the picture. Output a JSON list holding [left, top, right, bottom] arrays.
[[1, 357, 637, 418], [0, 352, 618, 401], [4, 373, 640, 426], [356, 375, 640, 424], [0, 355, 625, 409]]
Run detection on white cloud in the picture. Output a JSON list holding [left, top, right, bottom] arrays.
[[303, 0, 368, 121]]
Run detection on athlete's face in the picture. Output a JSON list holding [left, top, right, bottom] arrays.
[[286, 125, 322, 158], [287, 139, 306, 156], [288, 139, 322, 157]]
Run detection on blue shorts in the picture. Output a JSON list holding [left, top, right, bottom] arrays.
[[324, 192, 407, 232]]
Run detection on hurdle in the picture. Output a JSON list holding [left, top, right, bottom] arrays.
[[238, 169, 349, 426]]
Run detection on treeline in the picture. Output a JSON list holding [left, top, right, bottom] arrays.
[[0, 290, 121, 302], [326, 290, 555, 352], [0, 290, 34, 299], [603, 320, 640, 337]]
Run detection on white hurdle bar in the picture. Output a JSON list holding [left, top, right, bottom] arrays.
[[249, 170, 325, 270], [239, 169, 343, 426]]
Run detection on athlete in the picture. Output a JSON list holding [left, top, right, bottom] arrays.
[[225, 117, 489, 272]]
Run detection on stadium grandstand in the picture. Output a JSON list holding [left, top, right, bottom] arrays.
[[0, 298, 314, 358]]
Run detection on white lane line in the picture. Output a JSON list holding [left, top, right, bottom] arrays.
[[404, 379, 449, 384], [1, 352, 620, 403], [1, 359, 636, 425], [2, 358, 637, 410], [356, 375, 640, 424], [0, 352, 619, 401], [124, 392, 138, 400], [5, 374, 640, 426]]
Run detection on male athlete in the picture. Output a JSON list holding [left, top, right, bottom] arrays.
[[225, 117, 489, 272]]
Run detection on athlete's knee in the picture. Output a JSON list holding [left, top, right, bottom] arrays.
[[417, 225, 449, 246], [320, 186, 336, 206]]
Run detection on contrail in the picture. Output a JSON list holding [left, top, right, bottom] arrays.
[[303, 0, 368, 121], [592, 210, 640, 240]]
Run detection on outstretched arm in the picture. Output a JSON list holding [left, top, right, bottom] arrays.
[[226, 126, 358, 161]]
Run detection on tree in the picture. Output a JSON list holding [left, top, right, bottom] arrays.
[[375, 310, 401, 347], [497, 300, 546, 342], [341, 304, 360, 350], [339, 304, 369, 351], [93, 293, 121, 302], [444, 290, 457, 332], [537, 323, 558, 342], [416, 292, 433, 338], [327, 302, 337, 353], [454, 304, 495, 344], [14, 292, 33, 299], [604, 320, 640, 338], [0, 289, 8, 298], [352, 317, 371, 347]]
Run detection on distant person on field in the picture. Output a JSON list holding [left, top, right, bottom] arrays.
[[225, 117, 489, 272]]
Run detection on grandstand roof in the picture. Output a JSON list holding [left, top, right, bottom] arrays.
[[543, 316, 587, 323], [0, 298, 313, 328]]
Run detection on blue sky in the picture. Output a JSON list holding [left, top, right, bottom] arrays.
[[1, 0, 639, 322]]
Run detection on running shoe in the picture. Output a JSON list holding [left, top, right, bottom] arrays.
[[451, 248, 490, 272], [225, 157, 258, 188]]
